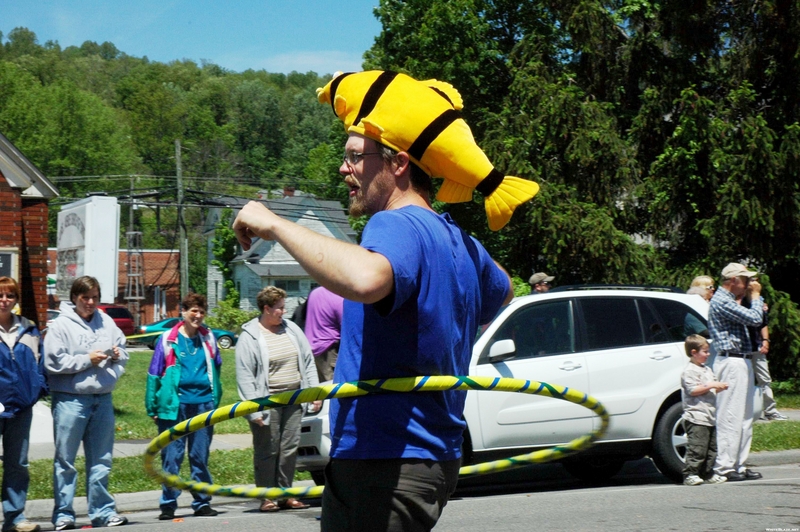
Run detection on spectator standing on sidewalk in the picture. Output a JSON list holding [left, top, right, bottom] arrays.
[[738, 293, 788, 421], [235, 286, 321, 513], [681, 334, 729, 486], [0, 277, 47, 532], [708, 263, 764, 482], [145, 293, 222, 521], [44, 276, 129, 529], [304, 286, 344, 382]]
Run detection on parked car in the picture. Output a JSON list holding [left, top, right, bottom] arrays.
[[137, 317, 238, 350], [297, 286, 716, 485], [96, 304, 136, 336], [46, 308, 61, 327]]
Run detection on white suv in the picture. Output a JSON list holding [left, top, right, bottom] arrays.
[[297, 287, 709, 484]]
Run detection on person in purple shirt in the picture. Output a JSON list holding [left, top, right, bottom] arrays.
[[304, 286, 344, 382]]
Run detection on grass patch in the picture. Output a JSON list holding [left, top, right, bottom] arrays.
[[113, 349, 249, 440], [773, 393, 800, 409], [18, 449, 311, 500], [752, 420, 800, 452]]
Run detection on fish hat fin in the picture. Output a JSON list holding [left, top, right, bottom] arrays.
[[484, 177, 540, 231], [422, 79, 464, 110]]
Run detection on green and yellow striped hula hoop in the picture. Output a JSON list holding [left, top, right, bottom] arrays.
[[143, 375, 610, 501]]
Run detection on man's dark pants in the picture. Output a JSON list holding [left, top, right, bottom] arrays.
[[321, 457, 460, 532], [683, 421, 717, 480]]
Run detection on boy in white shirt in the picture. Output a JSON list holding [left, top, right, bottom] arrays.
[[681, 334, 729, 486]]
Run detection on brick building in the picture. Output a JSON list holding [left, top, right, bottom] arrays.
[[0, 132, 59, 328]]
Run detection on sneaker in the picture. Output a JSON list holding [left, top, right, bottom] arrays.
[[8, 521, 41, 532], [683, 475, 704, 486], [158, 507, 175, 521], [54, 520, 75, 531], [766, 412, 789, 421], [705, 474, 728, 484], [193, 506, 218, 517], [105, 515, 128, 527]]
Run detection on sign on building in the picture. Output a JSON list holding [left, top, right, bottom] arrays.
[[56, 197, 120, 304]]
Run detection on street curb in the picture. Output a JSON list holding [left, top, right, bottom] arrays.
[[23, 481, 317, 522]]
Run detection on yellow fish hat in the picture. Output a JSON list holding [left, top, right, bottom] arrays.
[[317, 70, 539, 231]]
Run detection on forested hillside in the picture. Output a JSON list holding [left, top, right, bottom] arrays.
[[2, 0, 800, 378]]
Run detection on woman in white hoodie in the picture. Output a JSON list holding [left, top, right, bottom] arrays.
[[44, 277, 128, 530]]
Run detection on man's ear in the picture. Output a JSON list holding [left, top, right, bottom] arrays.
[[392, 151, 411, 176]]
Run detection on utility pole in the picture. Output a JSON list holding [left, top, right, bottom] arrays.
[[177, 139, 189, 300]]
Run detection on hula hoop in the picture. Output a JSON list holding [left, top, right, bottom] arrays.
[[143, 375, 609, 501]]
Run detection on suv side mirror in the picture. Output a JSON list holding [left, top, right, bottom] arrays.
[[488, 339, 516, 362]]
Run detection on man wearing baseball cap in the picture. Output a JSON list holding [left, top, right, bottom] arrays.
[[708, 262, 764, 482], [529, 272, 555, 293]]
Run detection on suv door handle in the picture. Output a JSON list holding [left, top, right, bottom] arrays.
[[650, 353, 671, 361], [559, 362, 583, 371]]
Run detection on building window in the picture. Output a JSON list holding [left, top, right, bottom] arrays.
[[274, 280, 300, 293]]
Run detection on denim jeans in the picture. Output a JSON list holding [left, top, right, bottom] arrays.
[[51, 392, 117, 527], [156, 401, 215, 511], [1, 406, 33, 530]]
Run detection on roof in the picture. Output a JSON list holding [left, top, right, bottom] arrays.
[[245, 263, 308, 278], [0, 132, 59, 199]]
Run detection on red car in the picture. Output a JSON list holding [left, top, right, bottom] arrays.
[[96, 304, 136, 336]]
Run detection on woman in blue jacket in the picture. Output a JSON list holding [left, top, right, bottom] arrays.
[[0, 277, 47, 532]]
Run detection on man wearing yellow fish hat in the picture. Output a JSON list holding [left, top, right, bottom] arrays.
[[233, 70, 533, 531]]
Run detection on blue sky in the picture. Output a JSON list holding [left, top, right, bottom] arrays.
[[1, 0, 383, 75]]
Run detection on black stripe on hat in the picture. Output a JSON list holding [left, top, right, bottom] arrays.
[[329, 72, 354, 117], [407, 109, 462, 162], [353, 71, 398, 128], [429, 86, 454, 107], [476, 168, 504, 197]]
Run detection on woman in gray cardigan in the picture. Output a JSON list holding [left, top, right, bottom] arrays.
[[235, 286, 321, 513]]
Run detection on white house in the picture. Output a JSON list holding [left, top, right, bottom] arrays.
[[205, 190, 356, 314]]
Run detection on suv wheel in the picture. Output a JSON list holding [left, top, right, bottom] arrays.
[[217, 336, 233, 349], [651, 402, 686, 482], [562, 456, 625, 482]]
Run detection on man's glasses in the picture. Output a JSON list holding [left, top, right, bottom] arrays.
[[343, 151, 382, 166]]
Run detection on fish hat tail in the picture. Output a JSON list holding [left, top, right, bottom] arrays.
[[317, 70, 540, 230]]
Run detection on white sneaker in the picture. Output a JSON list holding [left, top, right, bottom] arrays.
[[706, 474, 728, 484], [684, 475, 704, 486], [766, 412, 789, 421]]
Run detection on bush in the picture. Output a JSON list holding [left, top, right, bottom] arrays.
[[205, 298, 259, 334]]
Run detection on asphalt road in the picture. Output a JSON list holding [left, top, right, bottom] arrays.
[[28, 459, 798, 531]]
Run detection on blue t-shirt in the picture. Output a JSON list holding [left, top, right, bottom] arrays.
[[177, 333, 213, 404], [329, 206, 509, 461]]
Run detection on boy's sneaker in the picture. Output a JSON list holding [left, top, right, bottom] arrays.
[[54, 520, 75, 531], [105, 515, 128, 527], [8, 521, 41, 532], [683, 475, 704, 486], [705, 474, 728, 484], [766, 412, 789, 421]]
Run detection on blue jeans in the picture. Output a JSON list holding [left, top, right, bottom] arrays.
[[156, 401, 215, 511], [51, 392, 117, 527], [1, 406, 33, 530]]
